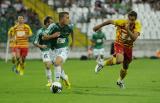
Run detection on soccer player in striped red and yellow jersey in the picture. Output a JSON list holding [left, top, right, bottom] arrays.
[[12, 16, 32, 75], [93, 11, 142, 88]]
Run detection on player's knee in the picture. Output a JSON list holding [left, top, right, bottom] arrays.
[[95, 55, 98, 59], [116, 54, 124, 64], [44, 62, 51, 69], [54, 57, 63, 66], [123, 63, 129, 70], [121, 68, 127, 72], [100, 55, 104, 59]]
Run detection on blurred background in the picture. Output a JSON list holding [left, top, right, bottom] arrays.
[[0, 0, 160, 59]]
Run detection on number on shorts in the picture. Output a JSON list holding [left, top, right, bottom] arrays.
[[44, 54, 48, 58]]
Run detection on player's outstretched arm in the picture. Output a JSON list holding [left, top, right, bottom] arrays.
[[42, 32, 60, 40], [93, 20, 114, 32]]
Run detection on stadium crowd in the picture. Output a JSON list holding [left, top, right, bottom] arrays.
[[0, 0, 41, 42], [134, 0, 160, 10]]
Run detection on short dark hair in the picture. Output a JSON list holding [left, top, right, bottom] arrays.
[[44, 16, 53, 25], [128, 11, 137, 19], [59, 12, 69, 20]]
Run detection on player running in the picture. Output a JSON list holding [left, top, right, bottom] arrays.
[[33, 16, 54, 86], [12, 16, 32, 76], [43, 12, 74, 89], [91, 29, 106, 62], [93, 11, 142, 88]]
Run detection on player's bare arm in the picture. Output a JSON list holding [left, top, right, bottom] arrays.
[[93, 20, 114, 32], [42, 32, 60, 40]]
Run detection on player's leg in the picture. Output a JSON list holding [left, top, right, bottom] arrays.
[[95, 53, 124, 73], [103, 43, 124, 66], [54, 56, 63, 82], [93, 49, 99, 60], [19, 56, 25, 76], [60, 68, 70, 88], [104, 53, 124, 66], [117, 62, 129, 89], [54, 48, 71, 88], [19, 48, 28, 76], [11, 47, 17, 71], [42, 51, 53, 86], [44, 61, 52, 86], [98, 48, 105, 62], [120, 63, 129, 80], [95, 48, 105, 67], [95, 43, 124, 73], [15, 48, 21, 73], [53, 60, 69, 86], [117, 47, 132, 88]]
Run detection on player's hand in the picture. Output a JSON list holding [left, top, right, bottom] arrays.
[[51, 32, 60, 38], [42, 35, 50, 40], [125, 23, 130, 31], [40, 45, 47, 49]]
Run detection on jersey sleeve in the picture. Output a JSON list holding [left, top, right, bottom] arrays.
[[8, 27, 14, 36], [33, 29, 41, 44], [134, 21, 142, 35], [26, 24, 33, 36], [113, 19, 126, 26], [69, 24, 74, 32], [103, 33, 106, 40]]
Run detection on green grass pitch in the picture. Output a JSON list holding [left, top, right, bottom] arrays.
[[0, 59, 160, 103]]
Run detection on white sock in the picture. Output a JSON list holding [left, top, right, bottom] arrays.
[[45, 68, 52, 83], [61, 69, 67, 80], [54, 65, 61, 82]]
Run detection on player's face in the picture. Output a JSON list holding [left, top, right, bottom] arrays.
[[18, 16, 24, 24], [49, 18, 53, 24], [63, 14, 70, 25], [128, 16, 136, 24], [47, 19, 53, 26]]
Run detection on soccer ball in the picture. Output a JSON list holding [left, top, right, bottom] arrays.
[[50, 82, 62, 93]]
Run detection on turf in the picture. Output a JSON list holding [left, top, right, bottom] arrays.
[[0, 59, 160, 103]]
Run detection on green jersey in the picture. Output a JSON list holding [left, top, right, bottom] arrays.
[[33, 27, 51, 51], [45, 23, 73, 49], [92, 31, 106, 49]]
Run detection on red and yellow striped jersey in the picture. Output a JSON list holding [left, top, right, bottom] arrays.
[[113, 19, 141, 47], [12, 24, 32, 48]]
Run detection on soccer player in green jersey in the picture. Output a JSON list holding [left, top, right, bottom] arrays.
[[91, 29, 106, 62], [43, 12, 74, 89], [33, 16, 55, 87]]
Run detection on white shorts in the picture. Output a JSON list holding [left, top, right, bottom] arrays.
[[93, 48, 105, 57], [52, 47, 69, 63], [41, 50, 52, 62]]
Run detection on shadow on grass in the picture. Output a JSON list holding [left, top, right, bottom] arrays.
[[61, 85, 148, 97]]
